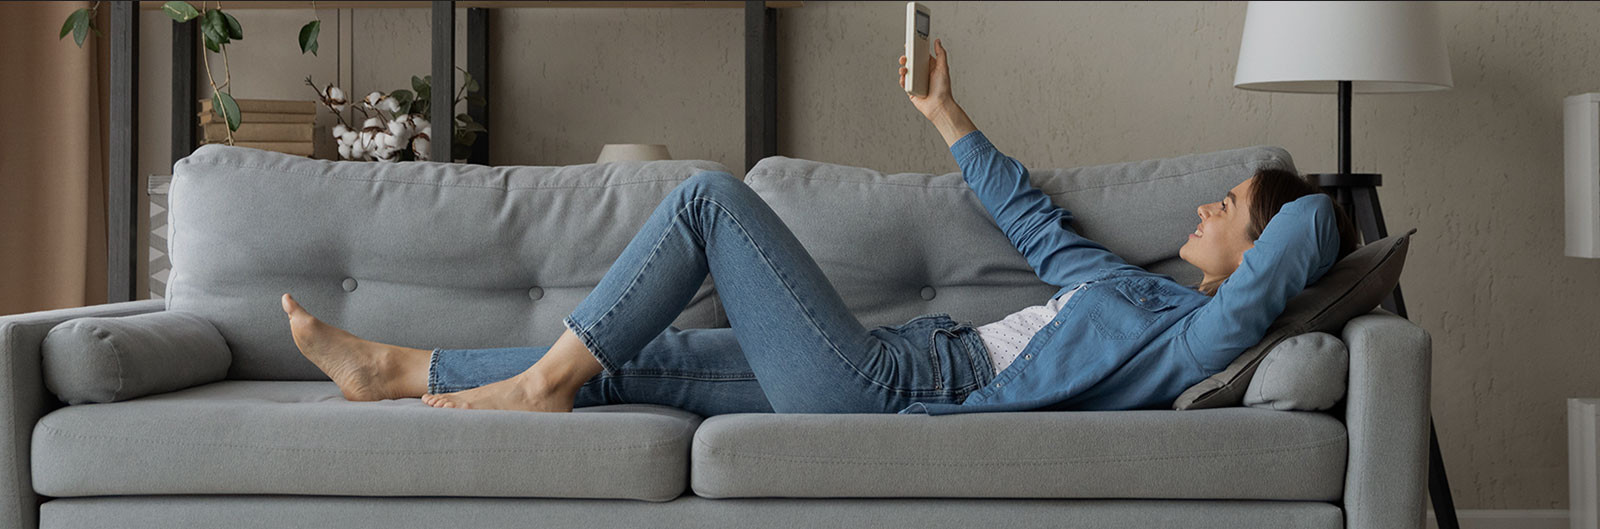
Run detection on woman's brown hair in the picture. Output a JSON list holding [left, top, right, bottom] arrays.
[[1194, 168, 1360, 296]]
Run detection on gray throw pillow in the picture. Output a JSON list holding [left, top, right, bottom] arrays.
[[1173, 227, 1415, 410], [42, 311, 231, 405], [1243, 332, 1348, 411]]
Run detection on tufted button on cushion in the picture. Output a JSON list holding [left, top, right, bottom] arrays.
[[527, 287, 545, 301], [341, 278, 358, 292], [919, 286, 936, 300]]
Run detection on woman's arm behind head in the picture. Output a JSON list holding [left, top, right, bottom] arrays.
[[1179, 193, 1342, 372]]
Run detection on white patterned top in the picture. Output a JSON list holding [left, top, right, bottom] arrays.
[[975, 284, 1084, 375]]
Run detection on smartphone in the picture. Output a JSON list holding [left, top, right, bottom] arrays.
[[905, 2, 931, 96]]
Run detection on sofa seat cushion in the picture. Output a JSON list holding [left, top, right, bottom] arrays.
[[692, 407, 1345, 500], [32, 381, 699, 501]]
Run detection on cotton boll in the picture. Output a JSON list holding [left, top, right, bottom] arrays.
[[379, 97, 402, 114], [387, 120, 409, 138], [324, 85, 348, 112], [412, 118, 430, 131], [338, 143, 352, 160], [362, 91, 384, 108], [340, 131, 359, 146], [411, 136, 430, 160], [382, 131, 405, 148], [361, 117, 383, 131], [333, 124, 349, 138]]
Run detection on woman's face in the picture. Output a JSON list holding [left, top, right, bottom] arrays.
[[1179, 177, 1257, 279]]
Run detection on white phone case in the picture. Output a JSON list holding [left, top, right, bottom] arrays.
[[905, 2, 931, 96]]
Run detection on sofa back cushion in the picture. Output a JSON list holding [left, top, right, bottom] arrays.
[[169, 145, 728, 380], [744, 146, 1295, 328]]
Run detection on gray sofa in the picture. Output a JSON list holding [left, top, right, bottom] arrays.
[[2, 143, 1432, 528]]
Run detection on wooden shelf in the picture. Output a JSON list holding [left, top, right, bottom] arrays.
[[138, 1, 802, 9]]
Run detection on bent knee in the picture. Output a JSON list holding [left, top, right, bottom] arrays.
[[676, 170, 749, 199]]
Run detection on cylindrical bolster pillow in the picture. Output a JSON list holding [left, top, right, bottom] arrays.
[[42, 311, 231, 405], [1243, 331, 1349, 411]]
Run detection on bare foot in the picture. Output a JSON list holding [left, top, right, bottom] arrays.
[[281, 293, 425, 401], [422, 369, 576, 412]]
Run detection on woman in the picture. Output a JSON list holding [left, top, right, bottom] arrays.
[[280, 39, 1357, 416]]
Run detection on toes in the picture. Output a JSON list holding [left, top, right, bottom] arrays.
[[282, 293, 304, 317]]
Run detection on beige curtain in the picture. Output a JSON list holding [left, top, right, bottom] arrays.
[[0, 2, 110, 316]]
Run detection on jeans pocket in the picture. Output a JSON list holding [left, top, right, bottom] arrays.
[[931, 327, 982, 394]]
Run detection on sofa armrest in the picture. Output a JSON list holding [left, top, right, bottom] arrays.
[[0, 299, 165, 529], [1339, 309, 1432, 529]]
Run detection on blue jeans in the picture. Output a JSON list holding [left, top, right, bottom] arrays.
[[428, 171, 996, 415]]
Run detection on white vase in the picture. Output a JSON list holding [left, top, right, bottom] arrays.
[[596, 144, 672, 163]]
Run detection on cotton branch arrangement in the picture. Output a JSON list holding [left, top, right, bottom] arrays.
[[307, 70, 485, 162]]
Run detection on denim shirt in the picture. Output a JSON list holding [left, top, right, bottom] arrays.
[[899, 131, 1341, 415]]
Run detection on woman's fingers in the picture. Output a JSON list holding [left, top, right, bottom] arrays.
[[899, 55, 906, 65]]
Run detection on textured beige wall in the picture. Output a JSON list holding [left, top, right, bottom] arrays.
[[133, 1, 1600, 510]]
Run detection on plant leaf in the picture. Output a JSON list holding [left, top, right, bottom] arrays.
[[72, 14, 89, 47], [60, 9, 87, 40], [221, 11, 244, 40], [412, 75, 426, 94], [203, 32, 221, 53], [216, 91, 242, 131], [466, 93, 486, 106], [298, 20, 321, 56], [203, 10, 230, 45], [463, 72, 479, 93], [162, 1, 201, 23]]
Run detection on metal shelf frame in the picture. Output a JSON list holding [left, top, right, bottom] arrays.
[[107, 0, 787, 302]]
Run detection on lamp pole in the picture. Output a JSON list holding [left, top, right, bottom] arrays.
[[1310, 79, 1458, 529]]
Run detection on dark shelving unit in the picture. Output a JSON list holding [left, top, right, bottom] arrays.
[[109, 0, 796, 303]]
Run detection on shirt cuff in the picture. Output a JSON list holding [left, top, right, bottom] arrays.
[[948, 129, 994, 164]]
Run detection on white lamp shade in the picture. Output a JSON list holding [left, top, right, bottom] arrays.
[[1234, 1, 1453, 93]]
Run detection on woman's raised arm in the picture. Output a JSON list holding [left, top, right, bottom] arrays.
[[901, 40, 1136, 287]]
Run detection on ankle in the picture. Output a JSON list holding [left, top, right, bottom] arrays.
[[520, 364, 582, 399], [377, 346, 431, 397]]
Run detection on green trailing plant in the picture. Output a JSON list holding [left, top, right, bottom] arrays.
[[61, 1, 324, 145]]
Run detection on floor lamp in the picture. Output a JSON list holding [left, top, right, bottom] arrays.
[[1233, 2, 1459, 527]]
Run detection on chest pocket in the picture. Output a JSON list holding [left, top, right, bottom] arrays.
[[1089, 278, 1180, 340]]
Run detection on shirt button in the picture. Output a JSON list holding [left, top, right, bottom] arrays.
[[995, 382, 1004, 388], [1024, 354, 1032, 360], [1053, 321, 1060, 326], [1139, 297, 1146, 302]]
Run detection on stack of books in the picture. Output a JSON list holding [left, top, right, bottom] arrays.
[[199, 98, 317, 156]]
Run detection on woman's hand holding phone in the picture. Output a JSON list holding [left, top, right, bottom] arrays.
[[899, 38, 977, 148]]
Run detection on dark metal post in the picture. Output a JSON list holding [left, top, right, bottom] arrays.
[[109, 1, 139, 303], [431, 1, 455, 162], [466, 7, 490, 165], [1338, 80, 1351, 176], [172, 19, 198, 166], [1321, 77, 1457, 529], [744, 1, 777, 172]]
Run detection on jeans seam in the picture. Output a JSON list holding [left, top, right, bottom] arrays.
[[426, 348, 444, 394], [928, 328, 951, 392], [564, 316, 622, 376], [689, 195, 907, 395]]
